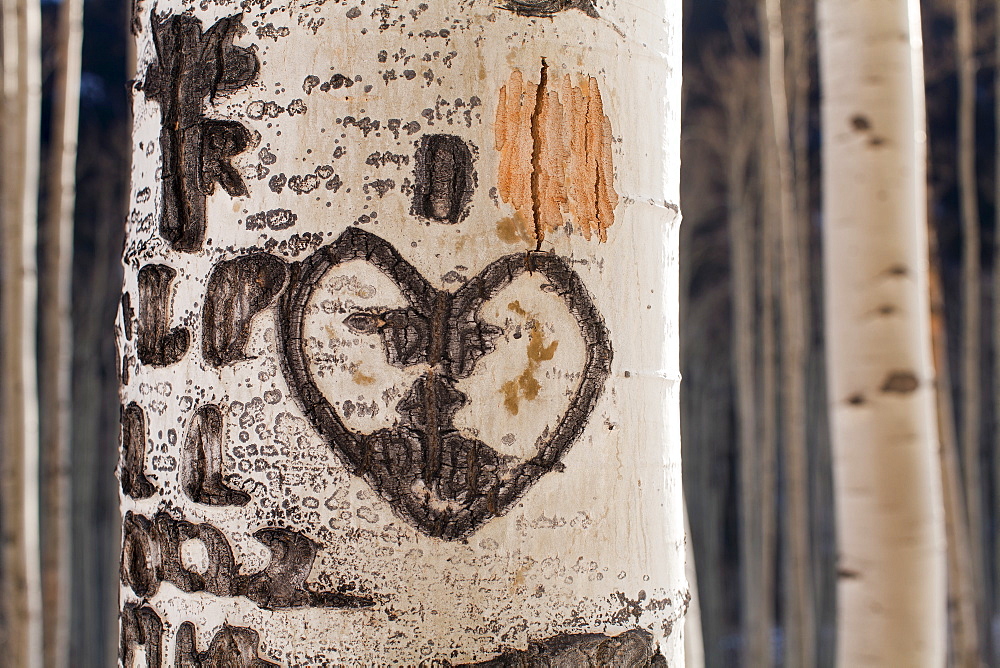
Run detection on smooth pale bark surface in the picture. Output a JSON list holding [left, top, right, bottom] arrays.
[[0, 0, 44, 664], [818, 1, 946, 665], [120, 0, 684, 665]]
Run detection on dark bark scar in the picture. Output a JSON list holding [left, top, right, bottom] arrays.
[[144, 12, 258, 252], [273, 227, 613, 541], [121, 510, 375, 609]]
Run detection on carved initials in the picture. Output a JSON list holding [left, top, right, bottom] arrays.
[[121, 511, 374, 609], [145, 13, 258, 252]]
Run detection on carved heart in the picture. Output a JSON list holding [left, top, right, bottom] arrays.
[[278, 227, 612, 540]]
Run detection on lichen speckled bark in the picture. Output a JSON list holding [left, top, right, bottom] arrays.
[[120, 0, 682, 664]]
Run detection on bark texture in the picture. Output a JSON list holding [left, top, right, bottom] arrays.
[[120, 1, 684, 665], [818, 0, 946, 665]]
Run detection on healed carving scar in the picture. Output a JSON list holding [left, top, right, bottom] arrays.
[[277, 227, 612, 540], [144, 12, 258, 252], [136, 263, 189, 367], [121, 511, 374, 609]]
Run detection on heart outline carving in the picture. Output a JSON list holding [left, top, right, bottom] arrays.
[[278, 227, 612, 540]]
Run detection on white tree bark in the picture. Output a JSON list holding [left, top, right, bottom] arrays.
[[0, 0, 44, 663], [119, 0, 684, 665], [818, 1, 946, 665]]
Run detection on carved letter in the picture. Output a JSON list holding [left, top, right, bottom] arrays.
[[120, 512, 374, 609], [144, 13, 258, 251], [412, 134, 474, 225], [175, 622, 279, 667], [181, 405, 250, 506], [499, 0, 598, 19], [121, 512, 160, 599], [136, 264, 189, 366], [450, 630, 665, 667], [121, 403, 155, 499], [152, 511, 204, 593], [202, 254, 287, 367], [120, 603, 164, 668], [235, 528, 373, 609]]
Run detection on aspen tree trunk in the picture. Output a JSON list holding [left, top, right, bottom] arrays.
[[929, 215, 981, 667], [787, 0, 810, 234], [817, 1, 946, 665], [40, 0, 83, 663], [118, 0, 685, 665], [758, 74, 780, 668], [761, 0, 814, 664], [684, 501, 705, 668], [956, 2, 987, 660], [995, 0, 1000, 653], [0, 0, 44, 664], [720, 48, 769, 668]]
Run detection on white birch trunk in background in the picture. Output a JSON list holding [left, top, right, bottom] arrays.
[[956, 1, 987, 656], [118, 0, 684, 665], [929, 219, 981, 667], [818, 1, 946, 665], [40, 0, 83, 662], [758, 77, 779, 668], [761, 0, 814, 664], [0, 0, 44, 663]]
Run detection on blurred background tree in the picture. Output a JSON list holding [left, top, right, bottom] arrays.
[[683, 0, 998, 665]]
